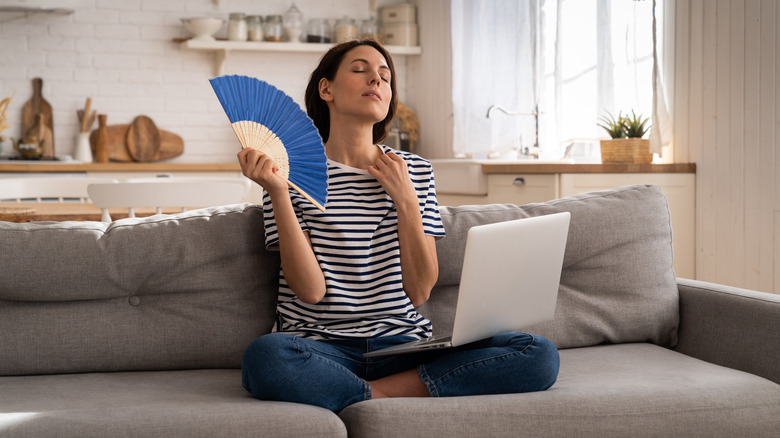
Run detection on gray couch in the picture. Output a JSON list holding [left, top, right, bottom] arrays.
[[1, 184, 779, 437]]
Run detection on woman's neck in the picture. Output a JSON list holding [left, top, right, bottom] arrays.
[[324, 117, 382, 169]]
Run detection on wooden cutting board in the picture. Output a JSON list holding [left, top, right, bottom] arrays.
[[21, 78, 54, 158], [90, 124, 184, 162], [126, 115, 161, 162]]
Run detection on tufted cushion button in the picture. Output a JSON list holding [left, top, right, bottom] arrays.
[[128, 296, 141, 306]]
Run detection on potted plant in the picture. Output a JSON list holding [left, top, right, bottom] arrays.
[[597, 110, 652, 164]]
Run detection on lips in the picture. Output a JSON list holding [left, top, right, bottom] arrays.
[[362, 90, 382, 101]]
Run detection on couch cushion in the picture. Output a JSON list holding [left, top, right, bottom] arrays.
[[420, 185, 679, 349], [0, 369, 346, 438], [0, 205, 279, 375], [339, 344, 780, 438]]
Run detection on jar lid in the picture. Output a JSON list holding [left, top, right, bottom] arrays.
[[229, 12, 246, 19]]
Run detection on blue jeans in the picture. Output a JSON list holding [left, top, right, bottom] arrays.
[[242, 332, 560, 412]]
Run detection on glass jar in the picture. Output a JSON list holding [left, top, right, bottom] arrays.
[[360, 18, 381, 41], [334, 16, 358, 43], [306, 18, 331, 43], [264, 15, 284, 42], [228, 13, 247, 41], [283, 3, 304, 42], [246, 15, 264, 41]]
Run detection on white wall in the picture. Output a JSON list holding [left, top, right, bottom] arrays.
[[0, 0, 410, 163], [407, 0, 452, 159], [672, 0, 780, 293]]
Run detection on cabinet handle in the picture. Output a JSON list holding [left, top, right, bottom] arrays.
[[513, 177, 526, 186]]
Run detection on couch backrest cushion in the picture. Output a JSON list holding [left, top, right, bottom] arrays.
[[0, 205, 278, 376], [419, 185, 679, 349], [0, 185, 678, 375]]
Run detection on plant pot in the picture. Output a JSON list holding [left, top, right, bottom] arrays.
[[600, 138, 652, 164]]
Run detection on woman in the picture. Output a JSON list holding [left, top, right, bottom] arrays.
[[238, 39, 559, 412]]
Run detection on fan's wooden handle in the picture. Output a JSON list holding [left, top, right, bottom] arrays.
[[283, 177, 326, 212]]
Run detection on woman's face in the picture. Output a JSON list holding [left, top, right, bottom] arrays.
[[319, 45, 393, 124]]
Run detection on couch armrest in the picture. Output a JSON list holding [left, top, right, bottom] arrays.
[[675, 278, 780, 384]]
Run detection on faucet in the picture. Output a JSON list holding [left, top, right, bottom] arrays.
[[486, 104, 541, 155]]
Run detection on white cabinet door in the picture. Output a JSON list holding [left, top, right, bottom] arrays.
[[487, 174, 559, 205], [437, 193, 489, 207], [560, 173, 696, 279]]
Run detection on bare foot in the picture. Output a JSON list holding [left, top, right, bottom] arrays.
[[368, 369, 430, 399]]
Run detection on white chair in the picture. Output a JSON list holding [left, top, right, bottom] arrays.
[[87, 181, 247, 222], [0, 177, 119, 203], [125, 175, 254, 203]]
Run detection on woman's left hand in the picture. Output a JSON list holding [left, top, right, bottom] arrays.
[[368, 152, 417, 205]]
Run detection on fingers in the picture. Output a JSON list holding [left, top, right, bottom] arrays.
[[237, 148, 279, 181], [373, 152, 407, 177], [371, 152, 409, 185], [384, 151, 403, 162], [375, 152, 401, 165]]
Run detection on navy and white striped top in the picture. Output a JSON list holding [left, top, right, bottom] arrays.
[[262, 144, 446, 341]]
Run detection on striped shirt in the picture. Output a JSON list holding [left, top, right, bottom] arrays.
[[262, 144, 446, 340]]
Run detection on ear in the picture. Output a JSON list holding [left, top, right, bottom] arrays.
[[318, 78, 334, 102]]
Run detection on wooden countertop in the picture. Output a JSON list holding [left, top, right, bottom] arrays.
[[0, 162, 241, 173], [0, 161, 696, 175], [481, 162, 696, 174]]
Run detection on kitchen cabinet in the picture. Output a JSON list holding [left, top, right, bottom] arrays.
[[436, 193, 488, 206], [432, 161, 696, 278], [560, 172, 696, 279], [486, 174, 559, 205], [438, 173, 558, 211]]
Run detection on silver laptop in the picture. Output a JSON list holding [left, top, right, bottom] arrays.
[[363, 212, 570, 358]]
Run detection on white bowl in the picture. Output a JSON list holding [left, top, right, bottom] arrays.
[[182, 17, 224, 42]]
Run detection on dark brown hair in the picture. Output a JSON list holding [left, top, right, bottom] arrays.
[[304, 38, 398, 144]]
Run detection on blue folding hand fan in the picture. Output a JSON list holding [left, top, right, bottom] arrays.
[[209, 75, 328, 211]]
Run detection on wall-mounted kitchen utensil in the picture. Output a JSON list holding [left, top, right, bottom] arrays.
[[22, 78, 54, 158], [89, 124, 184, 162], [126, 115, 161, 162], [95, 114, 109, 163]]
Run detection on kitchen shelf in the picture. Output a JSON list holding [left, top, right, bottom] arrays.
[[0, 6, 74, 15], [178, 38, 422, 76]]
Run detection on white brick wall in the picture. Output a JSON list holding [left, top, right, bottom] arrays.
[[0, 0, 410, 163]]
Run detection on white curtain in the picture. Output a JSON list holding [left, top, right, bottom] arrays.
[[649, 0, 672, 155], [451, 0, 669, 159], [451, 0, 538, 158]]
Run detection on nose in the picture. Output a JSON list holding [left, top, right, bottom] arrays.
[[368, 71, 381, 85]]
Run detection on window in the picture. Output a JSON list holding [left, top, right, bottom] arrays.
[[451, 0, 666, 161]]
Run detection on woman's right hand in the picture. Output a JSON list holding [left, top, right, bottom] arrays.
[[237, 148, 288, 196]]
